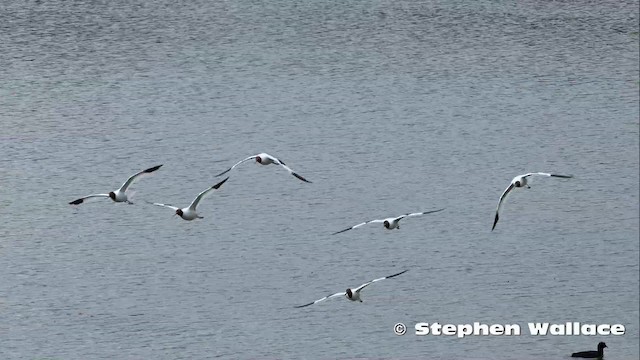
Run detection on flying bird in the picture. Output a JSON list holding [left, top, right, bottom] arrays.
[[215, 153, 311, 183], [69, 165, 163, 205], [492, 172, 573, 231], [332, 209, 445, 235], [295, 270, 408, 308], [151, 177, 229, 220]]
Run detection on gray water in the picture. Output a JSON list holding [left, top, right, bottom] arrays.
[[1, 0, 638, 359]]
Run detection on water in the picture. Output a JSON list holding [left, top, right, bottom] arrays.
[[1, 0, 638, 359]]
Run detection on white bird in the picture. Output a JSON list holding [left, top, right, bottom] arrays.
[[69, 165, 163, 205], [332, 209, 445, 235], [151, 177, 229, 221], [215, 153, 311, 183], [492, 172, 573, 231], [295, 270, 409, 308]]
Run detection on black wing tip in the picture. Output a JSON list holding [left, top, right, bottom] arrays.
[[388, 269, 409, 278], [145, 164, 163, 173], [332, 228, 351, 235], [69, 198, 83, 205], [425, 208, 445, 214], [552, 174, 573, 178], [294, 302, 313, 308], [215, 168, 232, 177], [491, 214, 499, 231], [292, 172, 312, 183], [213, 177, 230, 189]]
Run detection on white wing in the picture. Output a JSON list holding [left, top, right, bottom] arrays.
[[524, 172, 573, 179], [332, 219, 385, 235], [215, 156, 258, 177], [395, 208, 445, 221], [354, 270, 409, 293], [295, 292, 346, 308], [278, 162, 312, 183], [492, 183, 515, 231], [188, 177, 229, 211], [151, 202, 179, 211], [69, 194, 110, 205], [118, 164, 163, 193]]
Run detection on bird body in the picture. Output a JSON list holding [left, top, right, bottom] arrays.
[[571, 342, 607, 358]]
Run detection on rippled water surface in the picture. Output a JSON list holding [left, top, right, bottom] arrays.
[[1, 1, 638, 359]]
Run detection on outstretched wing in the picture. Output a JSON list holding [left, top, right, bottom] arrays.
[[354, 270, 409, 292], [118, 164, 163, 193], [524, 172, 573, 179], [295, 292, 346, 308], [395, 208, 445, 221], [492, 183, 515, 231], [188, 177, 229, 211], [69, 194, 110, 205], [332, 219, 385, 235], [215, 156, 258, 177], [278, 163, 312, 183], [151, 202, 180, 211]]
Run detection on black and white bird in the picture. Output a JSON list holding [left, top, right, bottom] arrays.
[[295, 270, 408, 308], [151, 177, 229, 221], [492, 172, 573, 231], [332, 209, 445, 235], [571, 342, 607, 358], [69, 165, 163, 205], [215, 153, 311, 183]]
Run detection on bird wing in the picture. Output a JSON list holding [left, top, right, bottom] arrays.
[[354, 270, 409, 293], [332, 219, 384, 235], [277, 162, 312, 183], [396, 208, 445, 221], [188, 177, 229, 211], [295, 292, 346, 308], [524, 172, 573, 179], [215, 156, 258, 177], [118, 164, 163, 193], [151, 202, 180, 211], [492, 183, 515, 231], [68, 194, 110, 205]]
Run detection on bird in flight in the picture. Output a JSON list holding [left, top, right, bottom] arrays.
[[492, 172, 573, 231], [295, 270, 409, 308], [69, 164, 163, 205], [151, 177, 229, 220], [332, 209, 445, 235], [215, 153, 311, 183]]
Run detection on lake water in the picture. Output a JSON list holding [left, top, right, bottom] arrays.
[[1, 0, 638, 359]]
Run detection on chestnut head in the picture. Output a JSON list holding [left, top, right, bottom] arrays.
[[176, 209, 183, 217], [346, 288, 353, 299], [108, 192, 116, 201], [383, 220, 390, 229], [255, 156, 262, 163]]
